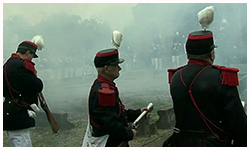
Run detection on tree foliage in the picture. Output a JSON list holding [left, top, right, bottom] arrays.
[[3, 12, 112, 61]]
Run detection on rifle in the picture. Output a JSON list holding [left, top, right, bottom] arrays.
[[118, 103, 154, 147], [38, 92, 59, 133]]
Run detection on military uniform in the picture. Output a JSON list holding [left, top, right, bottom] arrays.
[[4, 54, 43, 130], [3, 41, 43, 146], [164, 30, 247, 147], [82, 48, 141, 147], [88, 75, 141, 146]]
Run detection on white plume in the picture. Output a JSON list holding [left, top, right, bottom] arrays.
[[111, 30, 122, 49], [197, 6, 214, 30], [31, 35, 44, 50]]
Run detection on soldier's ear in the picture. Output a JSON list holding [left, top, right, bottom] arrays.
[[103, 65, 109, 73], [25, 50, 30, 55], [210, 50, 215, 60]]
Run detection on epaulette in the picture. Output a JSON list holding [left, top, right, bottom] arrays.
[[24, 60, 36, 74], [167, 66, 185, 84], [98, 83, 115, 106], [212, 65, 239, 86]]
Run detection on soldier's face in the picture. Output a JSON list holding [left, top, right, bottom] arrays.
[[107, 64, 121, 80], [24, 50, 34, 60]]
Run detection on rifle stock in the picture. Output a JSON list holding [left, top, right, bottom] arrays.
[[38, 92, 59, 133]]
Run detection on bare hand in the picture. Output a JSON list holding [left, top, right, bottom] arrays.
[[132, 129, 137, 137], [141, 107, 149, 112], [141, 107, 151, 118]]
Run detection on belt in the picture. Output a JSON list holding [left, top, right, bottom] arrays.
[[173, 127, 232, 141], [173, 127, 218, 139], [174, 127, 209, 133]]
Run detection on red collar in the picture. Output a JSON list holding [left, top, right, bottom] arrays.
[[11, 53, 22, 59], [10, 53, 35, 65], [97, 75, 116, 89], [188, 59, 212, 66]]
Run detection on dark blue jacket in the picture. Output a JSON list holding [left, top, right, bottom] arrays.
[[168, 59, 247, 147], [3, 53, 43, 130]]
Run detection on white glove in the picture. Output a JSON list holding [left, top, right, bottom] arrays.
[[27, 110, 37, 118], [30, 103, 40, 112]]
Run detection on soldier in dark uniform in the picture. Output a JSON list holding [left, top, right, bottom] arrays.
[[164, 30, 247, 147], [82, 48, 148, 147], [3, 41, 43, 146]]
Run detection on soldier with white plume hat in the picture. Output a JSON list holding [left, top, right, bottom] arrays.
[[82, 30, 150, 147], [3, 35, 44, 147], [163, 6, 247, 147]]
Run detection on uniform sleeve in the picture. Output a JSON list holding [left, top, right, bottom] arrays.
[[222, 85, 247, 146], [91, 90, 134, 141], [125, 109, 141, 122], [19, 69, 43, 93], [5, 59, 43, 104], [9, 59, 43, 93], [93, 106, 134, 141]]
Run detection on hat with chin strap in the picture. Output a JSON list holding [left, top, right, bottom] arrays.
[[94, 48, 125, 68], [186, 30, 217, 55]]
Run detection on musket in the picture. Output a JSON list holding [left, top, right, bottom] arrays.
[[38, 92, 60, 133], [31, 35, 59, 133]]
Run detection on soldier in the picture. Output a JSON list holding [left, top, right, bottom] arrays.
[[151, 33, 164, 70], [82, 48, 148, 147], [3, 40, 44, 147], [164, 30, 247, 147], [171, 31, 185, 67]]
